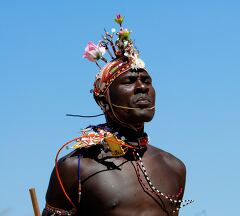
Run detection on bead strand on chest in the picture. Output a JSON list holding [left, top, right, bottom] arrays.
[[134, 151, 194, 213]]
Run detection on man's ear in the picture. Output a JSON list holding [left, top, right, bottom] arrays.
[[97, 94, 109, 113]]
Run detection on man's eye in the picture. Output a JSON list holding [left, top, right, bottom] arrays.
[[144, 78, 152, 84], [123, 77, 135, 84]]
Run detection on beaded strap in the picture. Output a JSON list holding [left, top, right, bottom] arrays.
[[44, 203, 76, 216], [77, 154, 81, 203]]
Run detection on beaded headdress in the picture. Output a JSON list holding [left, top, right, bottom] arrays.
[[83, 14, 146, 98]]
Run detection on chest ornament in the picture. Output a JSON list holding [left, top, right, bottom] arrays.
[[71, 124, 148, 157]]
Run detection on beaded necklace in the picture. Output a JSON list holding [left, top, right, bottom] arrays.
[[55, 124, 193, 214], [71, 124, 148, 157]]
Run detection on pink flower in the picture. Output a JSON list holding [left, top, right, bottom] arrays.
[[83, 42, 106, 62], [114, 14, 124, 25]]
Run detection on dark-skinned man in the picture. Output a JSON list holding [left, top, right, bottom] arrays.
[[42, 15, 193, 216]]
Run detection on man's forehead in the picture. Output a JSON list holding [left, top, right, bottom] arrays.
[[120, 69, 150, 77]]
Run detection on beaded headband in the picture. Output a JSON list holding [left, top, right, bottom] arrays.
[[83, 14, 146, 97]]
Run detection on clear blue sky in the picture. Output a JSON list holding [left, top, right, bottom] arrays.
[[1, 1, 239, 216]]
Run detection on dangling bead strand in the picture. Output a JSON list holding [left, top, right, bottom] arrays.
[[134, 151, 194, 213], [134, 157, 182, 199]]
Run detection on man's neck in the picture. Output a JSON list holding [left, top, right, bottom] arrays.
[[102, 120, 148, 159], [106, 120, 145, 143]]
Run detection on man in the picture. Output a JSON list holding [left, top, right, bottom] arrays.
[[43, 15, 192, 216]]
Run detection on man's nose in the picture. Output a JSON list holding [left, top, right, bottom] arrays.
[[134, 79, 149, 94]]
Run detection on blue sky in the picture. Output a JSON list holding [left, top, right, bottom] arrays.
[[0, 1, 240, 215]]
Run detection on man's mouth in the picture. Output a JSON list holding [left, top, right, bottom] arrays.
[[134, 96, 152, 107], [136, 97, 151, 103]]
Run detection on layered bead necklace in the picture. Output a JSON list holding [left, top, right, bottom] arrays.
[[55, 124, 193, 214]]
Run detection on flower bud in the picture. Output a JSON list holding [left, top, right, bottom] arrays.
[[114, 14, 124, 25]]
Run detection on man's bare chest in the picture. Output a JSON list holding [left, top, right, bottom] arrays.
[[79, 156, 181, 215]]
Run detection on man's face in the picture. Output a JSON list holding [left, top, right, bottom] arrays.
[[108, 69, 155, 125]]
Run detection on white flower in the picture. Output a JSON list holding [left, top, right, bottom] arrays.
[[97, 44, 106, 55], [131, 58, 145, 70], [111, 28, 116, 33], [123, 40, 128, 47]]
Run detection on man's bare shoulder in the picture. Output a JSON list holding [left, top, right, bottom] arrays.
[[147, 145, 186, 178], [45, 150, 85, 210], [54, 146, 102, 173]]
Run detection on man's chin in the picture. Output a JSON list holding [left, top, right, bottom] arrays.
[[128, 109, 155, 124]]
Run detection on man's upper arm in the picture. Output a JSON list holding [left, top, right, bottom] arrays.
[[43, 156, 79, 215]]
